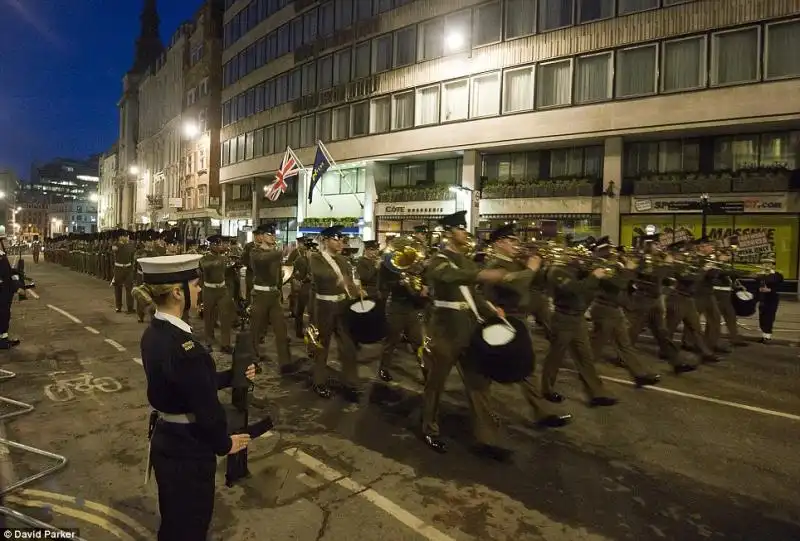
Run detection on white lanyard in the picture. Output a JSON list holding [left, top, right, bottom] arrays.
[[321, 251, 348, 295]]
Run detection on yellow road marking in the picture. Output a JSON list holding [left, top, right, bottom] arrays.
[[6, 495, 137, 541], [20, 489, 153, 540]]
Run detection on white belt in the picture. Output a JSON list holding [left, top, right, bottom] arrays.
[[713, 286, 732, 291], [253, 284, 278, 292], [316, 293, 346, 302], [204, 281, 225, 289], [157, 411, 195, 424], [115, 263, 132, 267], [433, 300, 469, 310]]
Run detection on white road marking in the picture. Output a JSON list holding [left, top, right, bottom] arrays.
[[132, 357, 143, 366], [47, 304, 82, 324], [104, 339, 126, 352], [285, 448, 457, 541], [27, 290, 40, 299], [84, 326, 100, 335]]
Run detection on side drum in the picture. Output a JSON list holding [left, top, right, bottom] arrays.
[[467, 315, 533, 384], [731, 289, 757, 317], [346, 298, 386, 344]]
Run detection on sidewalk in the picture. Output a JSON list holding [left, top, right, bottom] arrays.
[[732, 299, 800, 347]]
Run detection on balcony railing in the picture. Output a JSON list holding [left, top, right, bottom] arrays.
[[481, 178, 600, 199], [626, 168, 794, 196], [146, 194, 163, 210], [377, 185, 457, 203]]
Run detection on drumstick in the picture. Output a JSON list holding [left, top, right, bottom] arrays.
[[485, 302, 514, 331]]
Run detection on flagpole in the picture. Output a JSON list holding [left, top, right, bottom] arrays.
[[317, 140, 364, 210], [288, 146, 333, 212]]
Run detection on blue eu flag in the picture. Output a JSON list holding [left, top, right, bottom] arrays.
[[308, 145, 331, 203]]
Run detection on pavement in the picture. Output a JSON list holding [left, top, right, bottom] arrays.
[[0, 256, 799, 540]]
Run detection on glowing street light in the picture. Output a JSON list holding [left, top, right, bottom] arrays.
[[129, 165, 140, 175], [445, 31, 465, 52], [183, 121, 199, 138], [0, 191, 5, 199], [88, 193, 99, 203]]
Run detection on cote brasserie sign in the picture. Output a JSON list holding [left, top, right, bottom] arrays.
[[375, 200, 457, 216]]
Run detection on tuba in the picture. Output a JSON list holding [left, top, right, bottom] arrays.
[[384, 235, 427, 293]]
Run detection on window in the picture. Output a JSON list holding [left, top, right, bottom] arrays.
[[536, 59, 572, 108], [318, 55, 334, 90], [374, 0, 392, 14], [618, 0, 658, 15], [292, 18, 303, 50], [441, 78, 469, 122], [713, 135, 759, 171], [355, 0, 372, 21], [264, 126, 275, 155], [392, 92, 414, 130], [575, 52, 612, 103], [300, 115, 316, 147], [578, 0, 613, 22], [370, 97, 391, 133], [394, 26, 416, 67], [483, 151, 540, 181], [473, 2, 501, 47], [320, 1, 335, 37], [539, 0, 573, 31], [662, 36, 706, 92], [254, 129, 264, 157], [288, 68, 302, 101], [354, 42, 371, 78], [418, 19, 444, 61], [444, 11, 471, 54], [334, 48, 352, 86], [276, 74, 288, 104], [470, 72, 500, 118], [317, 110, 332, 142], [255, 84, 265, 112], [322, 171, 341, 195], [237, 134, 246, 161], [415, 85, 440, 126], [302, 62, 317, 95], [760, 132, 800, 169], [222, 140, 230, 166], [766, 20, 800, 79], [373, 35, 392, 73], [288, 119, 301, 148], [505, 0, 535, 39], [335, 0, 353, 30], [550, 148, 584, 177], [434, 159, 462, 185], [503, 66, 534, 113], [304, 9, 318, 43], [245, 132, 255, 160], [616, 44, 657, 97], [711, 27, 760, 86], [274, 122, 287, 151], [351, 101, 369, 136]]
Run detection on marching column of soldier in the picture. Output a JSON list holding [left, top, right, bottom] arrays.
[[41, 211, 781, 461]]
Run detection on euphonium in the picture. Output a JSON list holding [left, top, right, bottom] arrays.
[[304, 324, 323, 353], [384, 235, 427, 293]]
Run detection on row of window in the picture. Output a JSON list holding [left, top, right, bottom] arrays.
[[388, 158, 463, 188], [625, 131, 800, 177], [186, 78, 209, 107], [482, 146, 604, 182], [220, 17, 800, 156]]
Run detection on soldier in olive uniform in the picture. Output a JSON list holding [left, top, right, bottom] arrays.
[[355, 240, 381, 299], [198, 236, 235, 353], [134, 232, 156, 322], [481, 223, 572, 429], [290, 238, 316, 339], [539, 244, 616, 407], [682, 239, 732, 353], [420, 211, 511, 459], [111, 229, 135, 313], [307, 225, 361, 401], [528, 244, 553, 341], [32, 236, 41, 263], [249, 224, 297, 373], [713, 248, 747, 346], [242, 228, 265, 304], [286, 236, 304, 313], [588, 238, 661, 387]]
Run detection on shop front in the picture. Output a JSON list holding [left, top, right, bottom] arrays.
[[374, 200, 458, 246], [477, 197, 602, 243], [258, 205, 298, 248], [623, 194, 799, 288]]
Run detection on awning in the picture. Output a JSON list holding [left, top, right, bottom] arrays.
[[299, 227, 361, 235], [480, 213, 598, 220], [376, 215, 446, 220]]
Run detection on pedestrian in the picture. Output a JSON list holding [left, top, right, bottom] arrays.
[[757, 257, 783, 344], [138, 253, 254, 541]]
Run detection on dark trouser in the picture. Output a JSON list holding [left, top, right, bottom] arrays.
[[759, 296, 780, 334], [626, 296, 682, 364], [530, 290, 553, 341], [591, 303, 650, 379], [312, 298, 358, 386], [666, 294, 713, 357], [250, 289, 290, 366], [541, 312, 608, 399], [113, 270, 134, 311], [421, 309, 498, 445], [151, 452, 216, 541], [294, 282, 311, 337], [0, 290, 12, 335], [245, 272, 254, 304], [203, 287, 235, 348], [379, 298, 424, 369], [33, 251, 40, 263], [683, 294, 721, 350], [715, 290, 742, 342]]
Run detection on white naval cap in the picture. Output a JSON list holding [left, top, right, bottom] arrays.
[[138, 254, 203, 285]]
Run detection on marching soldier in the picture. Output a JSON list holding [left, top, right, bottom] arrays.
[[713, 249, 747, 347], [290, 238, 316, 339], [307, 225, 361, 401], [112, 229, 135, 313], [355, 240, 381, 299], [685, 238, 728, 353], [528, 243, 553, 341], [134, 231, 155, 323], [481, 223, 572, 428], [199, 236, 236, 353], [242, 228, 265, 304], [588, 238, 660, 387], [420, 211, 511, 459], [757, 256, 783, 344], [285, 236, 304, 314], [249, 224, 297, 373]]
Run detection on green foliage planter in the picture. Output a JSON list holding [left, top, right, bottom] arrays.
[[301, 217, 360, 227], [377, 186, 456, 202], [481, 179, 596, 198]]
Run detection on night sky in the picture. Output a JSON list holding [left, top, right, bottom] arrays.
[[0, 0, 199, 180]]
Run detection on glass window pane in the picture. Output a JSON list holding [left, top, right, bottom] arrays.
[[550, 148, 583, 177], [760, 132, 798, 169], [712, 28, 760, 86], [288, 119, 301, 148], [322, 171, 340, 195], [392, 92, 414, 130], [373, 35, 393, 73], [370, 97, 391, 133], [662, 37, 705, 92], [578, 0, 613, 22], [300, 115, 316, 147], [618, 0, 659, 15], [473, 2, 501, 47], [351, 102, 369, 136], [766, 21, 800, 79], [332, 106, 350, 140], [536, 60, 571, 108], [505, 0, 536, 39], [254, 129, 264, 157], [713, 135, 759, 171], [418, 19, 444, 61], [320, 1, 335, 37], [394, 26, 417, 67], [335, 0, 353, 30], [441, 79, 469, 122], [264, 126, 275, 155], [470, 72, 500, 118], [503, 67, 534, 113], [316, 110, 332, 142], [334, 48, 351, 86], [575, 53, 611, 103], [354, 42, 371, 78], [616, 45, 657, 97], [539, 0, 573, 32], [415, 85, 440, 126], [444, 11, 471, 54]]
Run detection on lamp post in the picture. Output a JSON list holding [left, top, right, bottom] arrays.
[[700, 193, 710, 238]]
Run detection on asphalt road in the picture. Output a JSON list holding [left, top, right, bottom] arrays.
[[1, 256, 799, 541]]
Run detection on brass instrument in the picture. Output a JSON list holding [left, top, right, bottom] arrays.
[[304, 324, 323, 354], [384, 235, 427, 293]]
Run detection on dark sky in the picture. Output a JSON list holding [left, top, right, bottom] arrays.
[[0, 0, 199, 180]]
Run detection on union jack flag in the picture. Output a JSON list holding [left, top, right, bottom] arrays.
[[265, 148, 300, 201]]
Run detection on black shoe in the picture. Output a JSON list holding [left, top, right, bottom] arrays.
[[472, 444, 513, 463], [537, 414, 572, 428], [702, 354, 722, 364], [115, 308, 122, 313], [137, 317, 144, 323], [312, 384, 332, 399], [0, 338, 20, 350], [759, 337, 771, 344], [544, 392, 565, 403], [378, 368, 393, 382], [589, 396, 618, 407], [340, 386, 362, 404], [422, 435, 447, 454], [673, 363, 697, 374], [634, 374, 661, 387], [220, 346, 234, 355], [681, 344, 695, 352]]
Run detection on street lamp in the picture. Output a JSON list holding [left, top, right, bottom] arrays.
[[445, 31, 465, 52], [129, 165, 140, 176], [700, 193, 710, 238], [89, 193, 99, 203], [0, 191, 5, 199], [183, 121, 199, 139]]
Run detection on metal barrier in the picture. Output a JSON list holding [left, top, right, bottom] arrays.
[[0, 369, 71, 536]]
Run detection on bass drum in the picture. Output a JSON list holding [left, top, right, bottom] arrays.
[[466, 315, 533, 384], [346, 298, 386, 344], [732, 289, 757, 317]]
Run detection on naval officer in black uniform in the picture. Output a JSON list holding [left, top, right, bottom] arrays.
[[139, 254, 255, 541]]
